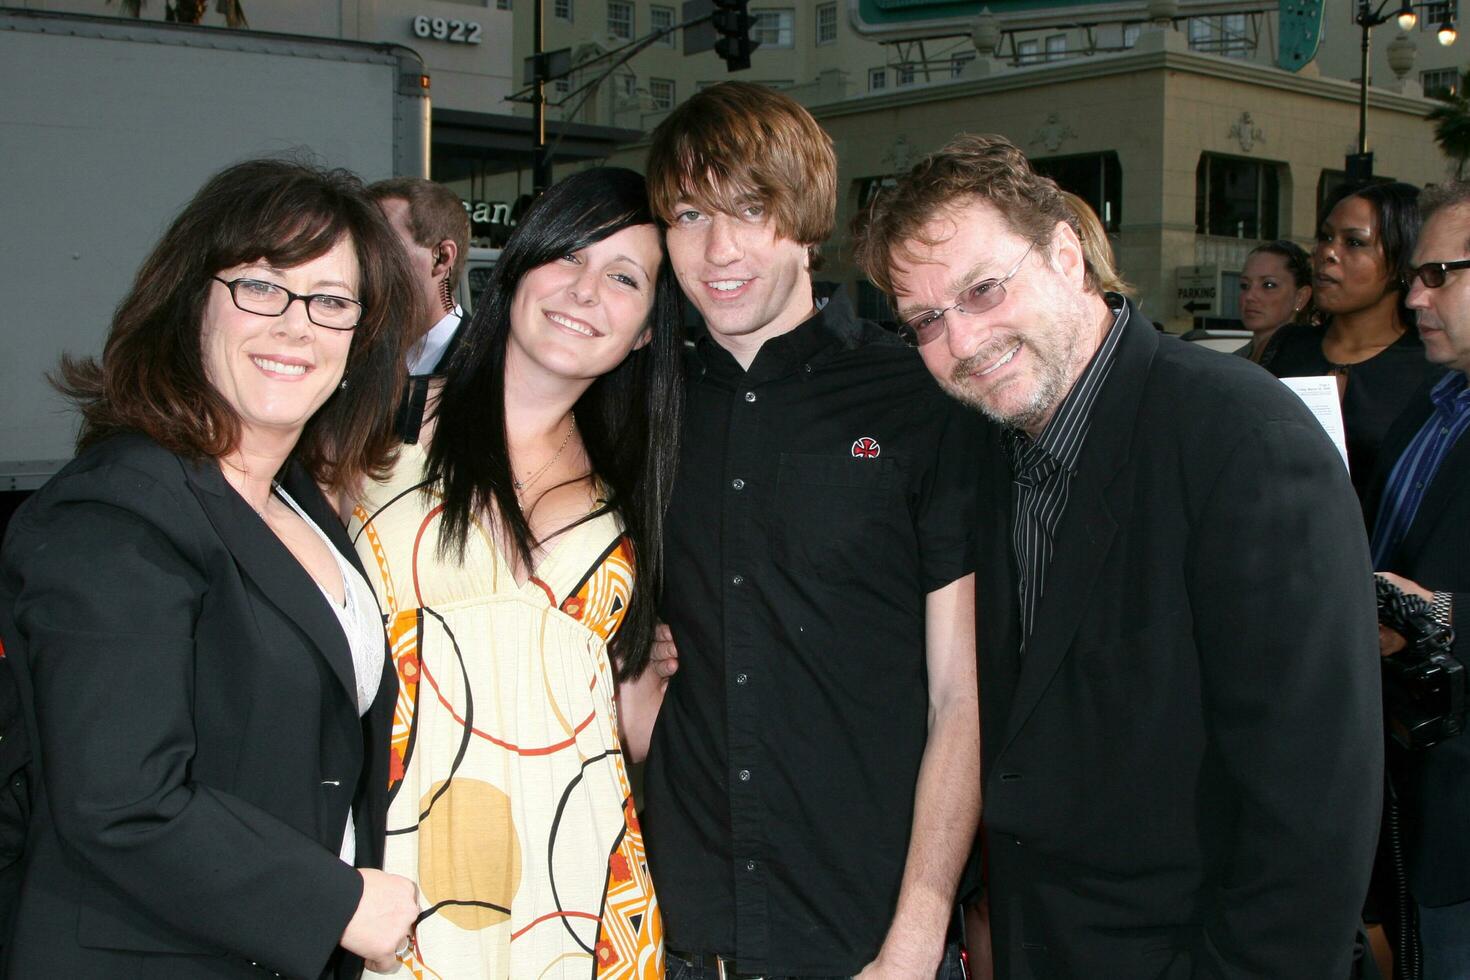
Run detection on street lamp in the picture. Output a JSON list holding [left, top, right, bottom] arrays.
[[1356, 0, 1419, 157], [1439, 10, 1459, 45], [1353, 0, 1461, 179]]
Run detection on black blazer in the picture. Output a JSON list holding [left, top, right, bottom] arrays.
[[976, 304, 1384, 979], [1362, 374, 1470, 907], [0, 434, 396, 979], [394, 318, 464, 444]]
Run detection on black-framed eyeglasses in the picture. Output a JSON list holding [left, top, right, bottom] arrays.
[[898, 242, 1035, 348], [1409, 258, 1470, 289], [212, 276, 363, 331]]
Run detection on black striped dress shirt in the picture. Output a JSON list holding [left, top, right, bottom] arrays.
[[1002, 296, 1128, 644]]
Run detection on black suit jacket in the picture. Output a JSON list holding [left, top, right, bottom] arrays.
[[977, 304, 1384, 979], [394, 317, 464, 444], [0, 434, 396, 979], [1362, 373, 1470, 907]]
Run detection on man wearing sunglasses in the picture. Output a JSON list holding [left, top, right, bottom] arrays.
[[1365, 182, 1470, 978], [854, 134, 1384, 978]]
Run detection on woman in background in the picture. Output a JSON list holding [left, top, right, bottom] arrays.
[[1269, 182, 1443, 511], [0, 159, 420, 978], [1236, 239, 1312, 367], [351, 166, 682, 979]]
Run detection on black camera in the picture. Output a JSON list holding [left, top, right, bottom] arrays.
[[1376, 575, 1465, 750]]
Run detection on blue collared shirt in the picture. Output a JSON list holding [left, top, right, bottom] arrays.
[[1371, 370, 1470, 567]]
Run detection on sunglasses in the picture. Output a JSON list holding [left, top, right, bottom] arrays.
[[1409, 258, 1470, 289]]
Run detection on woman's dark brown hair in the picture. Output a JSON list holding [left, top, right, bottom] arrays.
[[56, 158, 415, 491]]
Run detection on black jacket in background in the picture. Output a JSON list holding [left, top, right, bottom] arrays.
[[1362, 373, 1470, 908]]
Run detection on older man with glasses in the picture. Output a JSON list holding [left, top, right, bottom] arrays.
[[854, 134, 1385, 979]]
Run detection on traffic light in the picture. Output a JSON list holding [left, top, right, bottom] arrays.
[[712, 0, 759, 72]]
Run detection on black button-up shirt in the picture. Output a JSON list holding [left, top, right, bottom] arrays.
[[643, 287, 979, 976], [1002, 295, 1127, 643]]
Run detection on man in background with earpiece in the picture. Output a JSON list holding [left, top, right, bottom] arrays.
[[369, 177, 470, 442]]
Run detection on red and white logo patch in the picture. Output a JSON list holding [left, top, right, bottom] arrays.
[[851, 436, 881, 458]]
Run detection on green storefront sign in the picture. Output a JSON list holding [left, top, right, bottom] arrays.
[[850, 0, 1324, 72]]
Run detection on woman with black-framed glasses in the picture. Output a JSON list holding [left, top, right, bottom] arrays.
[[0, 159, 423, 978]]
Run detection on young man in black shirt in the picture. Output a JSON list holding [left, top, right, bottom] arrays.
[[639, 82, 980, 979]]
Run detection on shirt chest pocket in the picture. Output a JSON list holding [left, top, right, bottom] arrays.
[[773, 453, 904, 579]]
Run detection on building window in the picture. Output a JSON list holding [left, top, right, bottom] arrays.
[[1422, 0, 1459, 30], [951, 52, 975, 77], [553, 0, 572, 20], [1316, 170, 1396, 224], [1016, 38, 1041, 64], [868, 67, 887, 91], [1196, 153, 1281, 239], [651, 4, 675, 46], [1217, 270, 1243, 322], [1123, 24, 1141, 47], [1423, 66, 1460, 98], [751, 8, 795, 48], [608, 0, 633, 39], [616, 73, 636, 99], [896, 62, 916, 85], [1188, 14, 1250, 58], [1045, 34, 1067, 61], [650, 77, 675, 111], [816, 2, 837, 45], [497, 0, 511, 8], [856, 175, 898, 209], [1032, 152, 1123, 232]]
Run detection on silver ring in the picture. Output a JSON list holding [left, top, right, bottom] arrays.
[[394, 935, 413, 958]]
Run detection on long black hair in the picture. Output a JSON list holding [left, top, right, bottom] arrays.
[[426, 167, 684, 680]]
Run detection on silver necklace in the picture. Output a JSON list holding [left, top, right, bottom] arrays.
[[514, 412, 576, 494]]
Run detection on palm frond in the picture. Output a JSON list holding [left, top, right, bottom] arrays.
[[216, 0, 248, 28]]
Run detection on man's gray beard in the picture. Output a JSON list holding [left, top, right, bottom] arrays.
[[942, 307, 1087, 432]]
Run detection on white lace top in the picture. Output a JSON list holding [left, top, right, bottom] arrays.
[[275, 486, 384, 864]]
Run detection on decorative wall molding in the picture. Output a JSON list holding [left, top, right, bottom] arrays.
[[1030, 112, 1078, 152], [1228, 110, 1265, 152], [882, 133, 917, 172]]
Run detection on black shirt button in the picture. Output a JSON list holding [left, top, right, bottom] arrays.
[[731, 574, 745, 586], [744, 391, 757, 403], [745, 859, 757, 871], [738, 768, 751, 781], [731, 478, 745, 490], [735, 672, 748, 685]]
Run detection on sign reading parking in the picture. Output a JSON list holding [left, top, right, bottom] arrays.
[[1176, 265, 1219, 318]]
